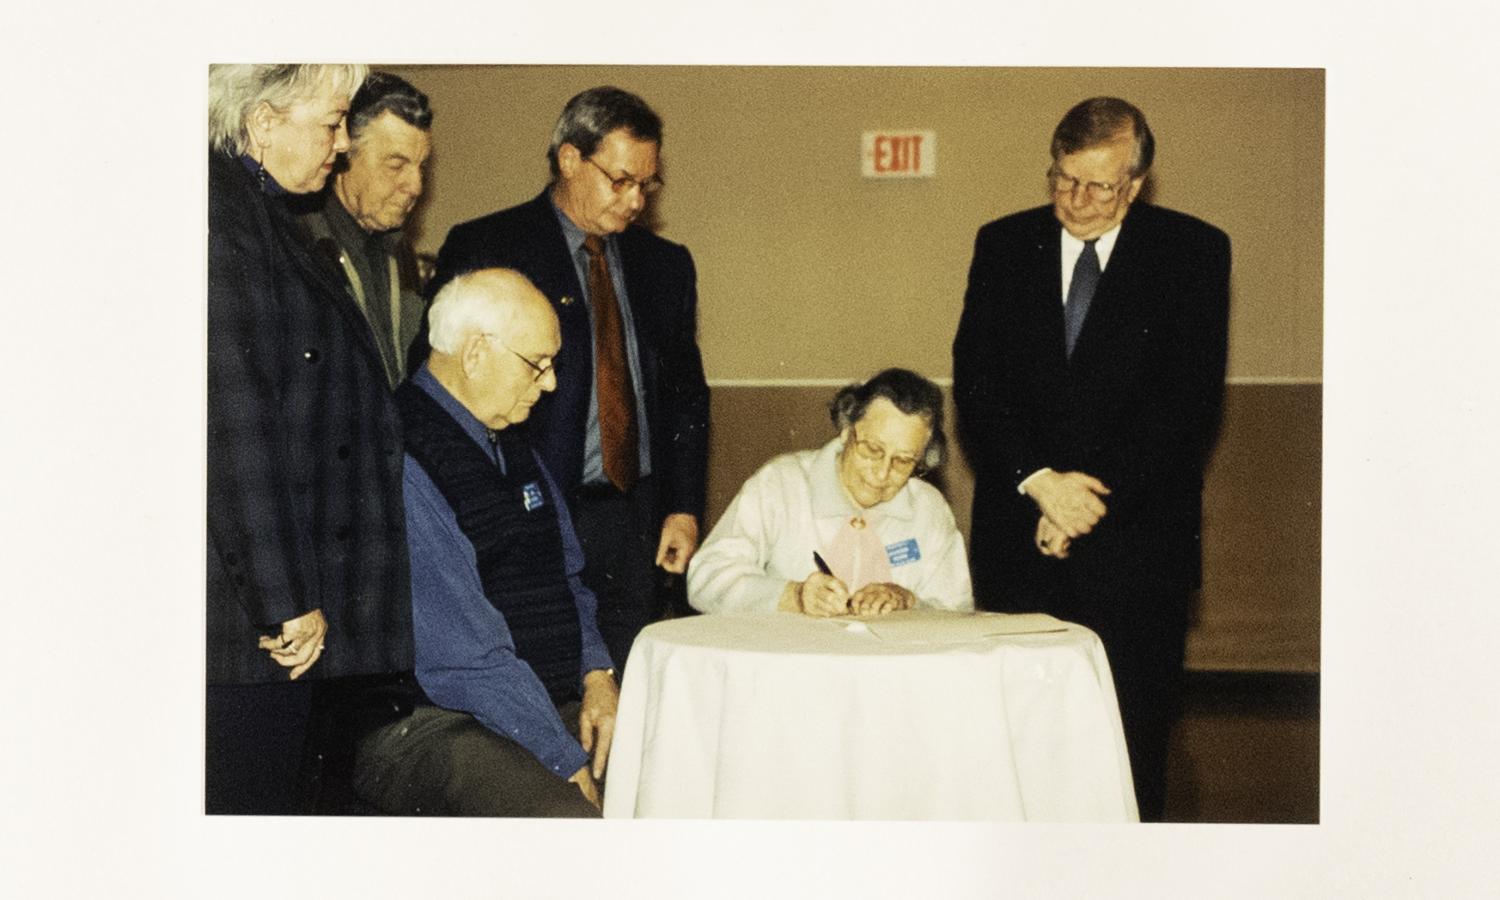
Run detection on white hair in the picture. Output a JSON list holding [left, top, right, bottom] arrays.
[[426, 270, 521, 355], [208, 64, 369, 155]]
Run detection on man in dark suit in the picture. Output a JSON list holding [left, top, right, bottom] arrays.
[[953, 97, 1231, 821], [423, 86, 709, 673]]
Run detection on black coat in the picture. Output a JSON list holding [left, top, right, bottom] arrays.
[[953, 202, 1231, 607], [207, 150, 412, 684], [421, 191, 710, 522]]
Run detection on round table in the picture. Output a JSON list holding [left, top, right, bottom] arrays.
[[602, 609, 1138, 821]]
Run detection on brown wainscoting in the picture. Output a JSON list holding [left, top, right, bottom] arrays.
[[704, 381, 1321, 673]]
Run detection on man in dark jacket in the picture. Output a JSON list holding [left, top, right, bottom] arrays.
[[953, 97, 1231, 820], [422, 86, 709, 673], [301, 72, 432, 388]]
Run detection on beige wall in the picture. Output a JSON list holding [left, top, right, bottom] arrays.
[[388, 65, 1323, 381], [384, 65, 1324, 671]]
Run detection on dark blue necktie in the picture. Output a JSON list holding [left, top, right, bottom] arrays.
[[1064, 239, 1100, 358]]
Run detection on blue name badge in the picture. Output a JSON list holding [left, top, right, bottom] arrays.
[[885, 538, 921, 567], [522, 482, 546, 512]]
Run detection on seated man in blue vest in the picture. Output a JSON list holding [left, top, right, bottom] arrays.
[[353, 267, 618, 816]]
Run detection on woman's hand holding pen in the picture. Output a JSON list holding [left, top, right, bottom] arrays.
[[798, 572, 851, 617]]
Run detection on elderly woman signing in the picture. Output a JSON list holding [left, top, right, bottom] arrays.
[[688, 369, 973, 617]]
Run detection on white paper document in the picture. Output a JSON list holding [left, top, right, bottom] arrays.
[[845, 608, 1070, 643]]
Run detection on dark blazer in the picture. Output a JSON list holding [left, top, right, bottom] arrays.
[[953, 202, 1231, 606], [422, 191, 710, 521], [207, 150, 412, 684]]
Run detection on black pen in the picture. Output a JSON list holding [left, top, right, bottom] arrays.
[[812, 551, 833, 576]]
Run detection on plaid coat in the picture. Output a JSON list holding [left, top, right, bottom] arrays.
[[207, 150, 412, 684]]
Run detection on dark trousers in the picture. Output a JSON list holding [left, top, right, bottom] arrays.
[[570, 476, 662, 675], [302, 673, 419, 813], [352, 704, 600, 817], [205, 680, 313, 815], [1048, 572, 1188, 823]]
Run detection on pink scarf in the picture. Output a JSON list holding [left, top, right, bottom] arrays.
[[822, 509, 892, 593]]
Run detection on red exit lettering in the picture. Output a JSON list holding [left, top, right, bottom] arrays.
[[873, 134, 924, 173]]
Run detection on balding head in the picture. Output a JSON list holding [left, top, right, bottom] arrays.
[[424, 268, 560, 429]]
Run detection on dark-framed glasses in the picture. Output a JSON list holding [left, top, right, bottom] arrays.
[[848, 430, 922, 477], [1047, 167, 1129, 203], [483, 334, 554, 383], [584, 155, 663, 196]]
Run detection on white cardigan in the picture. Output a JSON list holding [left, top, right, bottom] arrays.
[[687, 438, 974, 614]]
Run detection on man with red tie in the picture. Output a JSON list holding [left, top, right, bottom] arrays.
[[423, 87, 710, 674]]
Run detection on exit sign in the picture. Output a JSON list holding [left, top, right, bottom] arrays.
[[861, 130, 935, 178]]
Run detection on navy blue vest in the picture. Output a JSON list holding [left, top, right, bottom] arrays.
[[397, 383, 584, 704]]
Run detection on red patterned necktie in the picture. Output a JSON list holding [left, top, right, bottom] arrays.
[[583, 235, 639, 491]]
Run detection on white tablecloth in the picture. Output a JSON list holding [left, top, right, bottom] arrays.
[[601, 609, 1138, 821]]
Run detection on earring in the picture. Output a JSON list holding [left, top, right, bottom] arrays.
[[254, 147, 268, 189]]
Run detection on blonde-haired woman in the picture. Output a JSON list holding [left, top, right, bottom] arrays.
[[207, 65, 412, 814]]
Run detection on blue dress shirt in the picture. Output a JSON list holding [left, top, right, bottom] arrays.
[[404, 367, 613, 778]]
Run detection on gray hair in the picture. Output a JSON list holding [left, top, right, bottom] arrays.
[[829, 368, 947, 472], [348, 71, 433, 146], [546, 86, 663, 179], [208, 64, 369, 155], [1050, 96, 1155, 177], [426, 269, 526, 355]]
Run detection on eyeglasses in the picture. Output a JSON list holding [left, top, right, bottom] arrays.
[[848, 429, 922, 477], [482, 334, 554, 383], [1047, 167, 1130, 203], [584, 155, 663, 196]]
